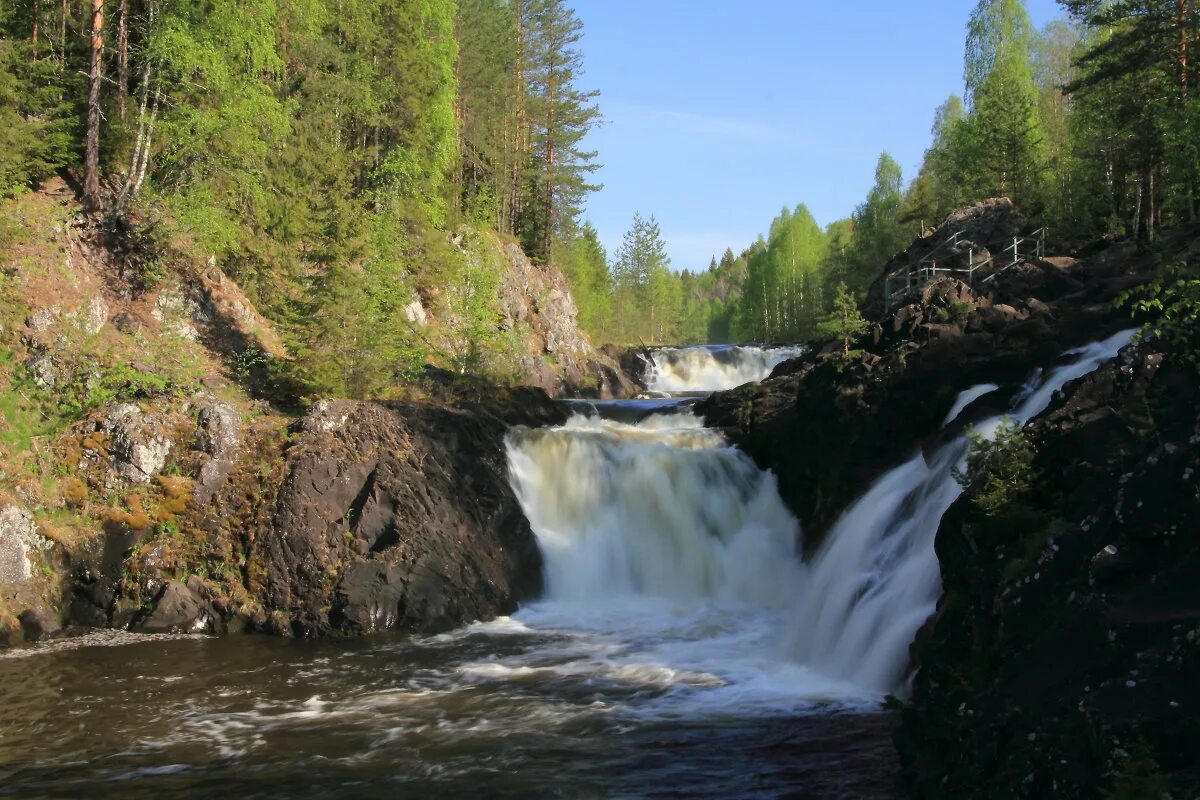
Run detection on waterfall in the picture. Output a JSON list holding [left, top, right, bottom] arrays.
[[642, 345, 807, 393], [507, 413, 804, 607], [787, 329, 1136, 693], [506, 330, 1135, 703]]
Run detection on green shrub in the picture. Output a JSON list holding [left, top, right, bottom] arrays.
[[953, 419, 1036, 515], [1119, 259, 1200, 370]]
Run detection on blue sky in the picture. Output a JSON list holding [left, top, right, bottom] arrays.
[[573, 0, 1065, 271]]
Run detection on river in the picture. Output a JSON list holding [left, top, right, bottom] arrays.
[[0, 338, 1133, 798]]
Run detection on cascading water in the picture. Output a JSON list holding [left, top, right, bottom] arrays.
[[509, 329, 1136, 701], [508, 413, 803, 605], [0, 334, 1139, 799], [641, 344, 807, 393], [786, 328, 1137, 693]]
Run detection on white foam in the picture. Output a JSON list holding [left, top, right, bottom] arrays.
[[642, 345, 807, 392]]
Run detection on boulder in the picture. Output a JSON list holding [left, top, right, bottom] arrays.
[[255, 391, 567, 636], [17, 606, 61, 641], [139, 580, 207, 632], [101, 403, 172, 484], [192, 395, 242, 503]]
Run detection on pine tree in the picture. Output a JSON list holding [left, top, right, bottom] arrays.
[[520, 0, 601, 264]]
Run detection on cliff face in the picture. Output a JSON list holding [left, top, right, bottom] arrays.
[[895, 339, 1200, 799], [0, 184, 594, 646]]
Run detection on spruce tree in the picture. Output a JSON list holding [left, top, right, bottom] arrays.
[[520, 0, 601, 264]]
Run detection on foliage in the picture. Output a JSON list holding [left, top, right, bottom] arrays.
[[1119, 259, 1200, 369], [953, 419, 1036, 515], [818, 283, 869, 356], [0, 38, 74, 197], [58, 360, 176, 420]]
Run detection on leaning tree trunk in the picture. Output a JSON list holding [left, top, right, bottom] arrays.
[[84, 0, 105, 213]]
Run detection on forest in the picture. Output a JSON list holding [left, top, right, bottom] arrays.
[[583, 0, 1200, 346], [0, 0, 602, 398], [0, 0, 1197, 364]]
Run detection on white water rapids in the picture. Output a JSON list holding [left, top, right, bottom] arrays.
[[641, 345, 808, 393], [504, 333, 1136, 708]]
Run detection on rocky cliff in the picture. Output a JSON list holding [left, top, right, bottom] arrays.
[[0, 183, 591, 646]]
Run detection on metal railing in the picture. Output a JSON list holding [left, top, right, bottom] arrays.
[[883, 228, 1047, 311]]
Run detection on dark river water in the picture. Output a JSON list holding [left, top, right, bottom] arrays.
[[0, 623, 897, 799]]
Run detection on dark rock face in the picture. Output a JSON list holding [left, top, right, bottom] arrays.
[[139, 580, 206, 633], [17, 606, 60, 641], [699, 224, 1152, 552], [897, 345, 1200, 798], [253, 390, 566, 636]]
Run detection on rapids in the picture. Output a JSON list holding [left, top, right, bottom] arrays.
[[640, 344, 808, 393]]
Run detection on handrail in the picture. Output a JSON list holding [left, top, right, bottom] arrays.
[[883, 227, 1047, 310]]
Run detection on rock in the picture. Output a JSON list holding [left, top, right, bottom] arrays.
[[112, 312, 144, 334], [194, 397, 240, 456], [25, 307, 57, 334], [190, 257, 289, 359], [83, 295, 108, 334], [24, 350, 57, 388], [101, 403, 173, 484], [898, 342, 1200, 798], [0, 505, 43, 585], [192, 396, 242, 503], [403, 297, 428, 326], [140, 580, 207, 632], [17, 606, 60, 641], [255, 392, 566, 636]]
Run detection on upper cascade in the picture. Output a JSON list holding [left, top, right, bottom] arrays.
[[641, 345, 807, 393]]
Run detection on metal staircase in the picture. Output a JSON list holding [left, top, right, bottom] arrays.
[[883, 227, 1047, 311]]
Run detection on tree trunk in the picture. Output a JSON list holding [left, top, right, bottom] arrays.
[[117, 0, 129, 121], [84, 0, 105, 213], [33, 0, 41, 51], [59, 0, 68, 66]]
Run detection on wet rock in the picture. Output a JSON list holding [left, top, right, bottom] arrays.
[[898, 342, 1200, 798], [139, 580, 207, 633], [17, 606, 61, 641], [0, 505, 42, 585], [101, 403, 172, 484], [256, 392, 566, 636]]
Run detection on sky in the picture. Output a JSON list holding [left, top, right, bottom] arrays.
[[572, 0, 1066, 272]]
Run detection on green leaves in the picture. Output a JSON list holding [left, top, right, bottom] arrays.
[[1119, 259, 1200, 370], [817, 283, 869, 357], [953, 419, 1036, 516]]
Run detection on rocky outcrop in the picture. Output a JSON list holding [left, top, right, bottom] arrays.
[[252, 389, 566, 636], [0, 505, 42, 585], [479, 231, 636, 399], [99, 403, 173, 485], [896, 342, 1200, 798], [699, 210, 1157, 550], [191, 394, 242, 504], [865, 197, 1029, 317]]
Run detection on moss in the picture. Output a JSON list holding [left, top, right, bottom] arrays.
[[61, 477, 88, 509]]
